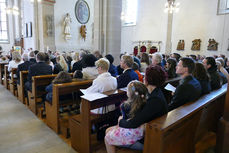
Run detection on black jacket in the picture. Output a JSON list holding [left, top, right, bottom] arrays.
[[17, 60, 35, 84], [71, 60, 83, 72], [25, 62, 52, 91], [168, 75, 201, 111], [208, 67, 222, 90], [119, 88, 168, 128]]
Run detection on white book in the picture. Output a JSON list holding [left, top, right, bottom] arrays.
[[164, 83, 176, 93], [81, 93, 108, 102]]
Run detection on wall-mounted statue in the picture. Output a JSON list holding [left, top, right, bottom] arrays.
[[80, 25, 87, 41], [177, 40, 185, 50], [63, 13, 72, 40], [207, 39, 218, 51], [46, 15, 54, 37], [191, 39, 201, 51]]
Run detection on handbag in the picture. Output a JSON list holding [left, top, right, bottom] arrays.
[[96, 106, 121, 141]]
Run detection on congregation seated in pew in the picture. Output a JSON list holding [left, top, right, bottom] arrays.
[[83, 58, 117, 114], [45, 71, 73, 103], [203, 57, 223, 90], [105, 65, 168, 152], [25, 52, 53, 92], [168, 57, 202, 111], [117, 55, 139, 89], [16, 51, 36, 85], [193, 62, 211, 95]]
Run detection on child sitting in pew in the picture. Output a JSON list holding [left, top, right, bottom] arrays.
[[45, 71, 72, 105], [105, 81, 148, 149]]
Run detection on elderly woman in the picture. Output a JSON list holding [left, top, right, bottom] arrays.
[[105, 65, 168, 153], [151, 52, 163, 67], [8, 51, 23, 72], [85, 58, 117, 114]]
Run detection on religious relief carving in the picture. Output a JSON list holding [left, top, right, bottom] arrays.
[[63, 13, 72, 40], [191, 39, 201, 51], [80, 25, 87, 41], [176, 40, 185, 50], [207, 39, 219, 51], [46, 15, 54, 37]]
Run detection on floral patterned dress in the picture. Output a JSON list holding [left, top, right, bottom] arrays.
[[105, 125, 144, 146]]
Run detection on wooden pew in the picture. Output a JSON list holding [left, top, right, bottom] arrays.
[[28, 74, 57, 115], [70, 89, 127, 153], [3, 65, 9, 89], [17, 71, 28, 103], [0, 62, 8, 85], [143, 83, 227, 153], [9, 68, 18, 96], [45, 79, 92, 135], [216, 83, 229, 153]]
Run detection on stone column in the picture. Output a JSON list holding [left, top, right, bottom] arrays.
[[34, 0, 55, 51], [165, 13, 173, 55], [94, 0, 122, 65]]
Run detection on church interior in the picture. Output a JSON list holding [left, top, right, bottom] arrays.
[[0, 0, 229, 153]]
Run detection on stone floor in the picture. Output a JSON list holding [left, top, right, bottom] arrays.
[[0, 84, 77, 153]]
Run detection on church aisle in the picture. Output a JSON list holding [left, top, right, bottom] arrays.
[[0, 84, 77, 153]]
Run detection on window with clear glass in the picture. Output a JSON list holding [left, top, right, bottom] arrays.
[[121, 0, 138, 26], [0, 0, 8, 43]]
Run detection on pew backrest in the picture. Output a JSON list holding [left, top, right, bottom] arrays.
[[143, 83, 227, 153]]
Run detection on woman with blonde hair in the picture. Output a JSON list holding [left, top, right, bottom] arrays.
[[8, 51, 23, 72], [53, 55, 68, 74]]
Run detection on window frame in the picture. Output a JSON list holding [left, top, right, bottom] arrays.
[[0, 0, 9, 44], [122, 0, 138, 27]]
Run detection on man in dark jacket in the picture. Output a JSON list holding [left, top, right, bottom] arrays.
[[25, 52, 52, 92], [16, 51, 37, 84], [203, 57, 222, 90], [71, 51, 86, 72], [168, 57, 201, 111], [117, 55, 139, 88]]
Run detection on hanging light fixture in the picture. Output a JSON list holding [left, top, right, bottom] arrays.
[[164, 0, 180, 14], [6, 6, 19, 16]]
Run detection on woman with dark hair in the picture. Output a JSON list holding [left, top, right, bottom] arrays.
[[105, 65, 168, 152], [193, 62, 211, 95], [79, 54, 98, 79], [140, 52, 150, 72], [166, 58, 177, 79], [105, 54, 118, 77], [45, 71, 72, 103]]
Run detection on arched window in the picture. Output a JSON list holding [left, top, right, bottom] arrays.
[[121, 0, 138, 26], [0, 0, 8, 43]]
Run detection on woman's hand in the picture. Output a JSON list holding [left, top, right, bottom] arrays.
[[118, 116, 123, 124]]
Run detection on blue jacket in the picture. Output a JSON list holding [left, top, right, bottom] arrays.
[[108, 64, 118, 77]]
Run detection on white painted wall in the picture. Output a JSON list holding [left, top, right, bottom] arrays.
[[121, 0, 168, 54], [22, 0, 35, 50], [121, 0, 229, 57], [54, 0, 94, 51], [172, 0, 229, 57]]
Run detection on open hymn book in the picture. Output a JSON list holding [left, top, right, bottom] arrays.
[[80, 89, 108, 101], [164, 83, 176, 93]]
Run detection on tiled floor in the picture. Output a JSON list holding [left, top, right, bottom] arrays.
[[0, 84, 77, 153]]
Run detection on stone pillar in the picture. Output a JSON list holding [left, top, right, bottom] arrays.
[[106, 0, 122, 65], [34, 0, 55, 51], [165, 13, 173, 55], [94, 0, 122, 65]]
